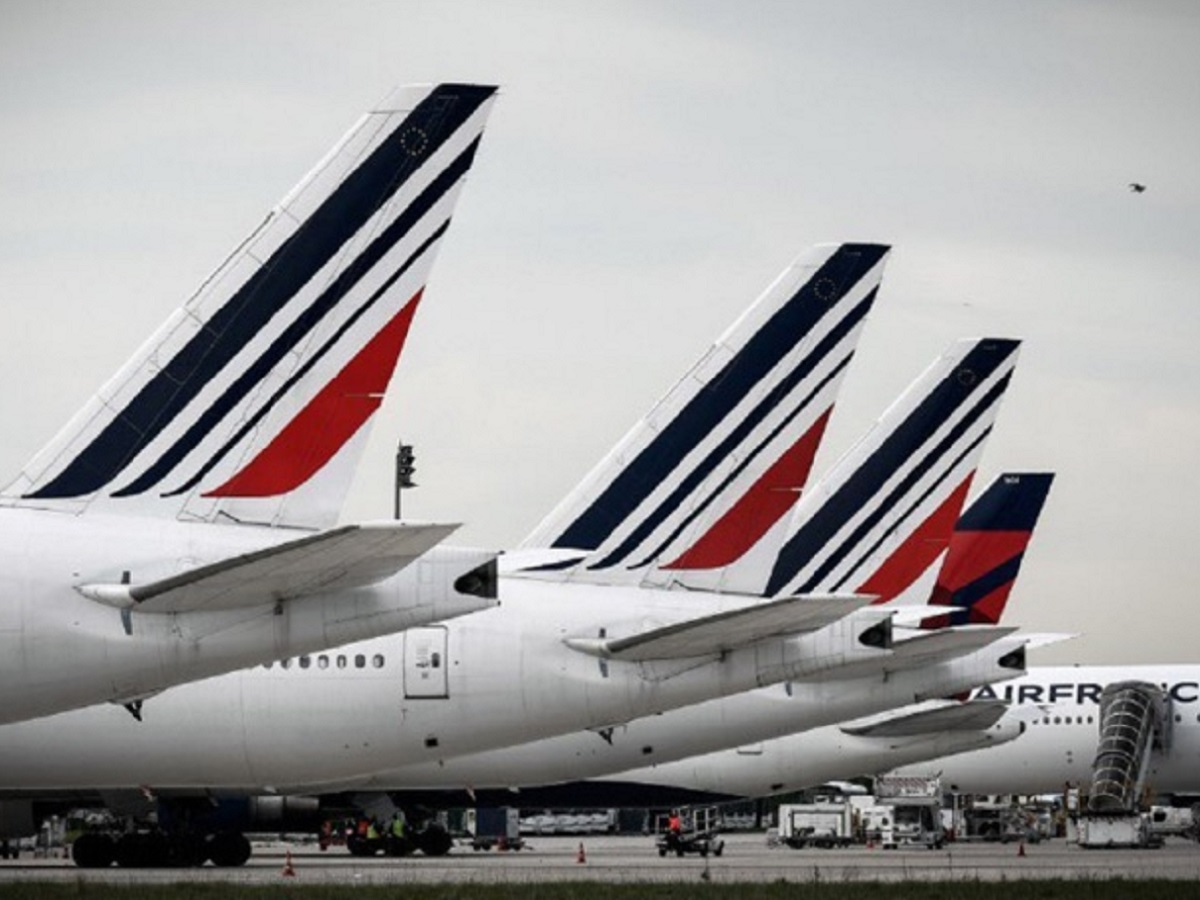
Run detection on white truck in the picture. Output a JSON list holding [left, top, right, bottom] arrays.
[[776, 801, 855, 849], [873, 775, 944, 849]]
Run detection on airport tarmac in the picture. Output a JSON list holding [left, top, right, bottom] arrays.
[[2, 834, 1200, 885]]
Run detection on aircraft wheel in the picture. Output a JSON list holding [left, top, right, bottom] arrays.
[[72, 833, 115, 868], [414, 823, 454, 857], [208, 831, 251, 867], [170, 834, 208, 867]]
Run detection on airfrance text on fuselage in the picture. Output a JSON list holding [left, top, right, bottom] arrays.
[[974, 682, 1199, 706]]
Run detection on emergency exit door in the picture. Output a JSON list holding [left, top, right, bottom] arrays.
[[403, 626, 449, 699]]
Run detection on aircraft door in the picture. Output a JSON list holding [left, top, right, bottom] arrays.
[[403, 626, 449, 699]]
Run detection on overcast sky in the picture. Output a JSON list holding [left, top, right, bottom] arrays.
[[1, 1, 1198, 665]]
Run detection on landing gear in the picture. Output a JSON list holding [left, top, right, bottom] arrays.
[[412, 822, 453, 857], [207, 831, 252, 867], [70, 829, 251, 868], [72, 833, 116, 868]]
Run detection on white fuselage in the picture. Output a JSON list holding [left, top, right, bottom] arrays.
[[0, 581, 905, 791], [0, 507, 491, 725], [893, 666, 1200, 795], [585, 705, 1023, 801], [345, 634, 1027, 793]]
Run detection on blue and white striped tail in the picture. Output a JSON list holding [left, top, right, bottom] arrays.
[[761, 337, 1021, 599], [516, 243, 890, 587], [6, 84, 497, 530]]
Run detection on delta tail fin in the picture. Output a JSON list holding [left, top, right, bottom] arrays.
[[920, 472, 1054, 628], [514, 243, 891, 586], [6, 84, 498, 530]]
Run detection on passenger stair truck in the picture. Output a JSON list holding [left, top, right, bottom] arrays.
[[776, 800, 856, 849], [1078, 682, 1169, 850], [874, 775, 945, 849]]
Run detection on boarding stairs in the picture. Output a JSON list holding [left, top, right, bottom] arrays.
[[1087, 681, 1167, 814]]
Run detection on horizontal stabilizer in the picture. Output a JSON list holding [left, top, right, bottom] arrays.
[[80, 522, 458, 613], [888, 625, 1018, 669], [1015, 632, 1077, 649], [887, 605, 955, 627], [565, 594, 871, 661], [841, 699, 1009, 738]]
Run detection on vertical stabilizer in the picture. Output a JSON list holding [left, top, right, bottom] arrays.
[[760, 338, 1021, 599], [516, 243, 890, 587], [921, 472, 1054, 627], [7, 84, 498, 530]]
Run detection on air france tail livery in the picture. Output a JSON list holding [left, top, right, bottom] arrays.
[[0, 84, 499, 724], [519, 243, 890, 589]]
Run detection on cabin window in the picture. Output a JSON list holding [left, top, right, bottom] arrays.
[[299, 656, 311, 669], [372, 654, 385, 669], [318, 655, 329, 670], [355, 654, 366, 669], [337, 655, 347, 669]]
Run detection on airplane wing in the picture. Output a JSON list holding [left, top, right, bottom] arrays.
[[564, 594, 871, 661], [79, 522, 458, 613], [840, 699, 1009, 738]]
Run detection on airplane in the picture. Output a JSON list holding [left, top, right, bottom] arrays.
[[0, 83, 501, 725], [892, 666, 1200, 797], [0, 311, 1028, 867]]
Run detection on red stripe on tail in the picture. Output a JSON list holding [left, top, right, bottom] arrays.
[[661, 409, 831, 570], [933, 530, 1031, 599], [205, 291, 423, 498], [857, 476, 974, 603]]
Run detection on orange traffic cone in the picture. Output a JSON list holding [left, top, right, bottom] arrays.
[[1017, 841, 1026, 857], [282, 849, 296, 877], [576, 842, 587, 864]]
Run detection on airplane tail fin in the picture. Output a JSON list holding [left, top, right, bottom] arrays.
[[514, 243, 890, 586], [5, 84, 497, 530], [921, 472, 1054, 628], [760, 337, 1021, 599]]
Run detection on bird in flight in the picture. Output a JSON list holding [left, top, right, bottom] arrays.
[[1129, 182, 1147, 193]]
